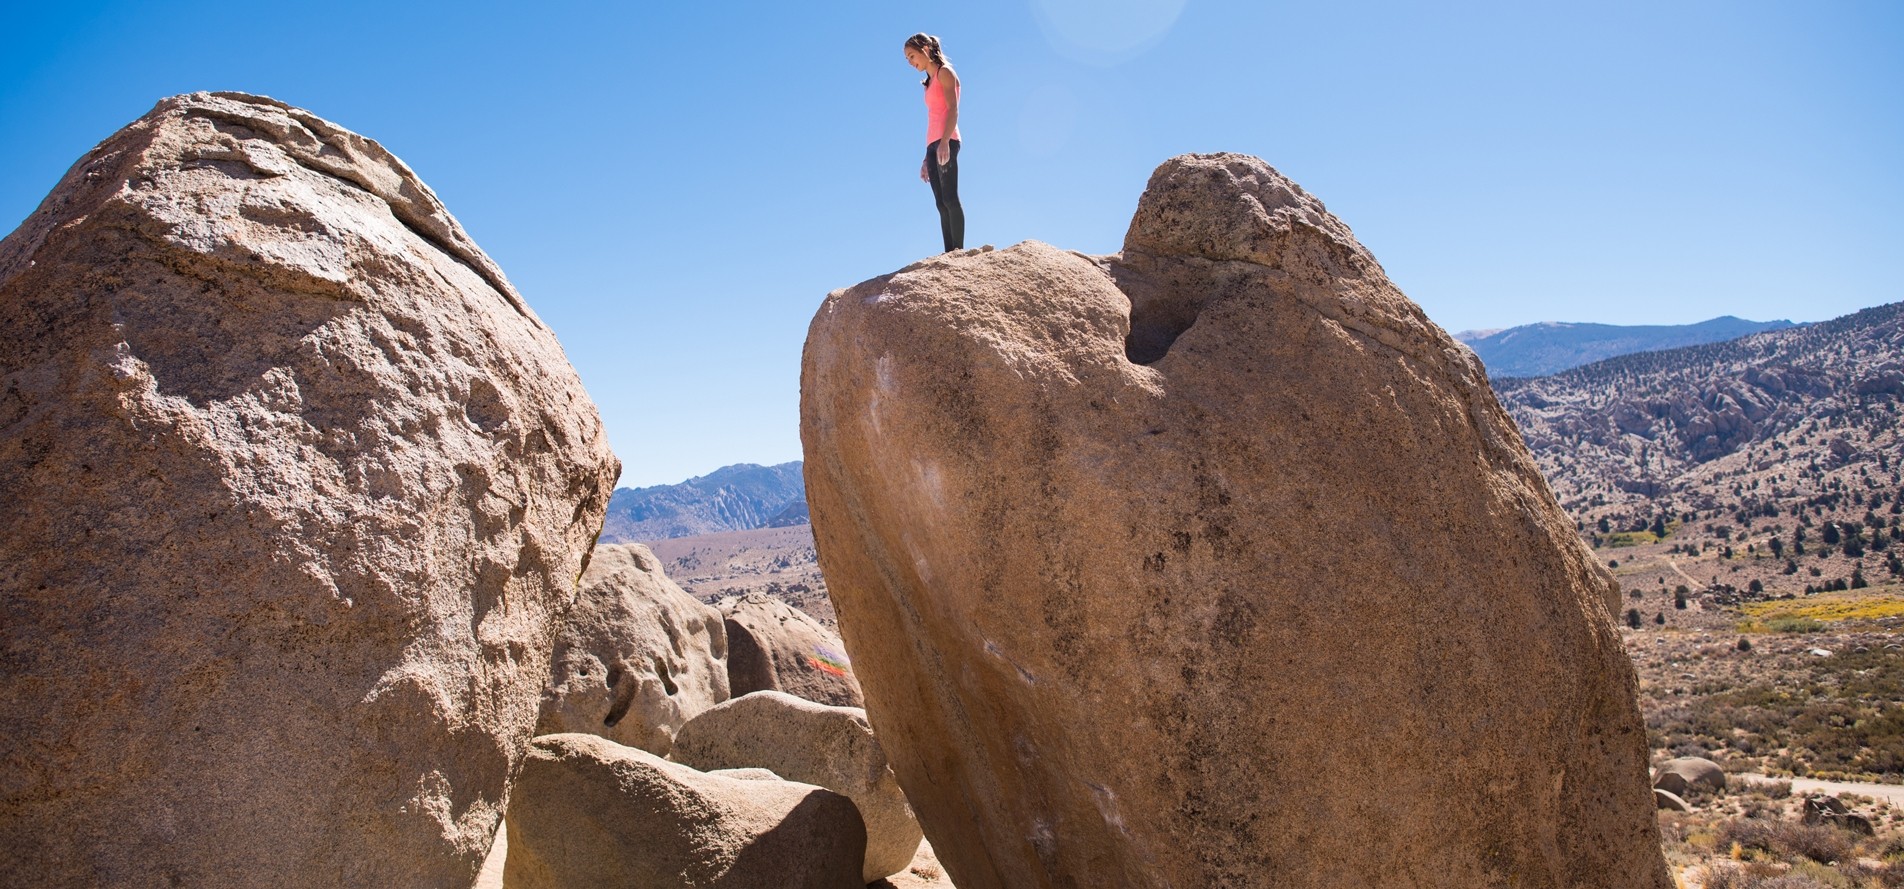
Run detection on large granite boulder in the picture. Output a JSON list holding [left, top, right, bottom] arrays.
[[721, 591, 865, 707], [504, 733, 867, 889], [1651, 756, 1727, 797], [800, 153, 1671, 888], [672, 690, 922, 882], [536, 543, 729, 755], [0, 92, 618, 887]]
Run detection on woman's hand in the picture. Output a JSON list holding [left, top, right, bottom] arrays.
[[920, 159, 928, 182], [936, 139, 950, 167]]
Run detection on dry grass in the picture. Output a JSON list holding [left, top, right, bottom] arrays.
[[1657, 787, 1904, 889]]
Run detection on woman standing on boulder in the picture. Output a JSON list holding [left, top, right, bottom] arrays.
[[904, 33, 964, 253]]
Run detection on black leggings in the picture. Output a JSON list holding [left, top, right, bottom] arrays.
[[926, 139, 964, 252]]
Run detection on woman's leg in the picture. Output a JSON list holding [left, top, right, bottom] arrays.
[[926, 140, 965, 252]]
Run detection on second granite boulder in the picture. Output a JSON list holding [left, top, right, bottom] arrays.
[[536, 543, 729, 756], [672, 690, 921, 883]]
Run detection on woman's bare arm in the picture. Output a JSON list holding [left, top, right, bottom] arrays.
[[936, 64, 961, 165]]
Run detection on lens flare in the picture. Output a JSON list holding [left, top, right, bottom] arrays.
[[1030, 0, 1190, 65]]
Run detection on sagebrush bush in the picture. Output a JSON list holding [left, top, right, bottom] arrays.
[[1644, 645, 1904, 779], [1881, 833, 1904, 860], [1716, 817, 1857, 865], [1672, 790, 1902, 888], [1702, 861, 1833, 888], [1737, 778, 1795, 800]]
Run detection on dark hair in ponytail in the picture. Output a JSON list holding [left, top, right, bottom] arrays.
[[905, 33, 948, 87]]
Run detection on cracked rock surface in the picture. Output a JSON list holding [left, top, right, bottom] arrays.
[[800, 153, 1671, 888], [0, 92, 618, 887]]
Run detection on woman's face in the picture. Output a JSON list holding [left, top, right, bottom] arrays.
[[903, 45, 928, 71]]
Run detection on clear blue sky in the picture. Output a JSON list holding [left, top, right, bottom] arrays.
[[4, 1, 1900, 488]]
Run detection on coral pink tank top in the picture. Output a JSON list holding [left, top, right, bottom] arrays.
[[925, 70, 962, 143]]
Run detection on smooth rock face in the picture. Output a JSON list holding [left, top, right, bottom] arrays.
[[673, 690, 923, 882], [536, 543, 729, 755], [800, 153, 1671, 888], [721, 591, 865, 707], [0, 92, 618, 887], [504, 733, 867, 889]]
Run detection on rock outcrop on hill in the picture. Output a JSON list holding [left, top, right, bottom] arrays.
[[536, 543, 729, 756], [721, 592, 864, 707], [0, 92, 618, 887], [672, 690, 922, 882], [801, 154, 1671, 888], [504, 733, 867, 889]]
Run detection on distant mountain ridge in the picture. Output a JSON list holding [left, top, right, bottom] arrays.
[[1494, 300, 1903, 525], [601, 462, 806, 543], [1457, 316, 1799, 378]]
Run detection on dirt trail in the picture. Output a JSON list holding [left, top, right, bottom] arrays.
[[1665, 559, 1701, 589], [1739, 773, 1904, 806]]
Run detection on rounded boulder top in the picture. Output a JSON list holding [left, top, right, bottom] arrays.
[[0, 92, 619, 887]]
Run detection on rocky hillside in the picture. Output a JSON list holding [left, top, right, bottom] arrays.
[[1459, 316, 1797, 378], [1496, 300, 1904, 538], [601, 461, 805, 542], [644, 524, 834, 626]]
